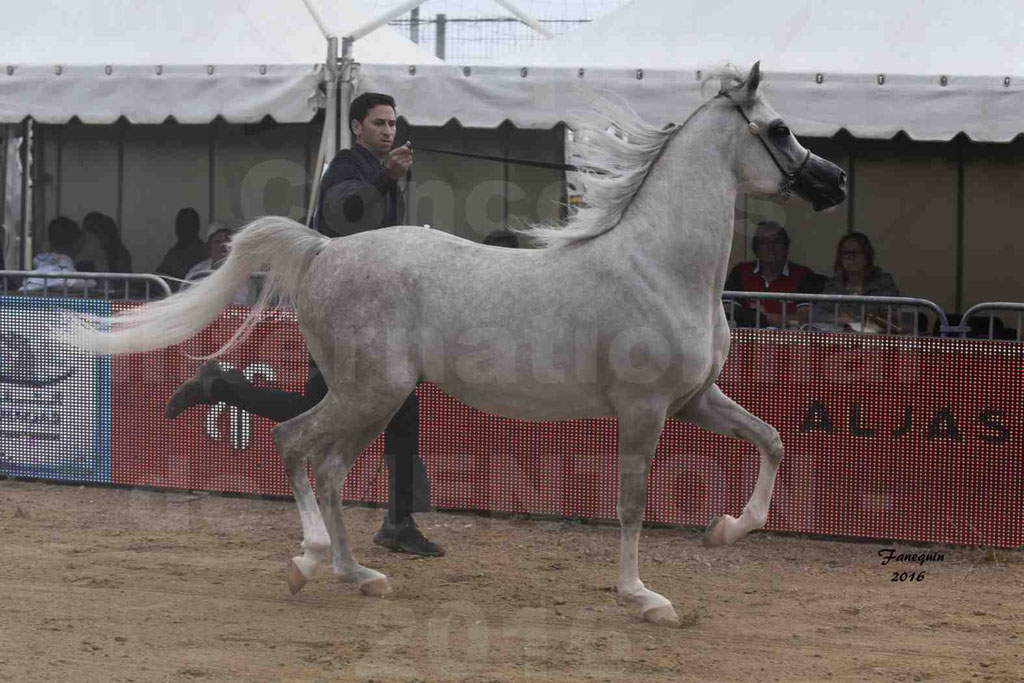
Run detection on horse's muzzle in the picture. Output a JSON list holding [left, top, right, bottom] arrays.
[[794, 153, 847, 211]]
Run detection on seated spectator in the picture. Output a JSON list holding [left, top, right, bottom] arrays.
[[724, 221, 818, 327], [483, 229, 520, 248], [84, 211, 132, 273], [157, 207, 207, 288], [20, 217, 96, 292], [185, 224, 257, 306], [74, 212, 109, 273], [811, 232, 901, 332]]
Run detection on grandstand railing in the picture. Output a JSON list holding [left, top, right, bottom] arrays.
[[2, 274, 1022, 341], [959, 302, 1024, 341], [721, 291, 955, 336], [0, 270, 172, 301]]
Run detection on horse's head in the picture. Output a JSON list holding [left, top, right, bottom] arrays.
[[720, 62, 847, 211]]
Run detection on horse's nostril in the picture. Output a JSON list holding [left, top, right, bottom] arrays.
[[838, 171, 848, 190]]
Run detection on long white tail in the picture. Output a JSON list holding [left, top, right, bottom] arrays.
[[61, 216, 329, 356]]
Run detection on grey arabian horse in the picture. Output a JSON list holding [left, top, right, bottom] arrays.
[[64, 63, 845, 624]]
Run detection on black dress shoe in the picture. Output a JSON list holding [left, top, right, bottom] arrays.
[[373, 515, 445, 557], [165, 360, 248, 419]]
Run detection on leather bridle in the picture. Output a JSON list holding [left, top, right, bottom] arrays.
[[718, 91, 811, 199]]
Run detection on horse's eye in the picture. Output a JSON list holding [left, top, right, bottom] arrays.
[[772, 125, 791, 138]]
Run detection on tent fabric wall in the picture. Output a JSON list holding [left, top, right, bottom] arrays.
[[361, 0, 1024, 142], [360, 64, 1024, 142], [0, 0, 441, 125]]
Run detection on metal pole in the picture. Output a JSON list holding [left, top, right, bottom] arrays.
[[306, 36, 341, 227], [492, 0, 555, 38], [435, 14, 446, 61], [410, 7, 420, 43], [118, 119, 126, 230], [20, 119, 32, 269], [338, 37, 353, 154], [208, 120, 216, 226], [955, 134, 965, 313], [1, 125, 7, 241], [299, 0, 333, 40], [55, 126, 62, 216], [346, 0, 429, 43], [328, 37, 341, 158]]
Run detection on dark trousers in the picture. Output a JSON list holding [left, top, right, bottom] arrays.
[[211, 361, 430, 521]]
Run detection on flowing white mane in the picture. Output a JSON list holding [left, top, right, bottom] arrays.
[[522, 66, 747, 250]]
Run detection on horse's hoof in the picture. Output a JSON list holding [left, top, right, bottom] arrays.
[[702, 515, 728, 548], [643, 604, 679, 625], [287, 557, 308, 595], [359, 577, 391, 597]]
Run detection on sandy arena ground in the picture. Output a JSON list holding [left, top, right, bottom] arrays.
[[0, 478, 1022, 682]]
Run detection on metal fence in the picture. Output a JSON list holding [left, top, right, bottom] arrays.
[[0, 270, 172, 301], [2, 274, 1023, 341], [958, 302, 1024, 341], [722, 291, 954, 336]]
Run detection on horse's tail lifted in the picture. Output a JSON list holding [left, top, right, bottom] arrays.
[[61, 216, 329, 357]]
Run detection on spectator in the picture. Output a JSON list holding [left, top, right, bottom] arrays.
[[74, 212, 108, 273], [84, 211, 132, 273], [157, 208, 207, 287], [724, 221, 818, 327], [812, 232, 901, 331], [483, 229, 519, 248], [184, 223, 256, 306], [20, 217, 95, 292]]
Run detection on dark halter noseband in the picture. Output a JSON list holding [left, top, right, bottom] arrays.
[[718, 91, 811, 199]]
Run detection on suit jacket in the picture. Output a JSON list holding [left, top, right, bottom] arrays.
[[316, 143, 404, 237]]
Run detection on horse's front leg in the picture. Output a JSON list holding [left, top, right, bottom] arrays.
[[615, 403, 678, 625], [674, 384, 783, 547]]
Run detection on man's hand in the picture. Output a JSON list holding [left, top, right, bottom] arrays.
[[387, 142, 413, 179]]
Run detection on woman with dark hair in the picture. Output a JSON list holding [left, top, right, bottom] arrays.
[[813, 232, 900, 330], [85, 212, 132, 273]]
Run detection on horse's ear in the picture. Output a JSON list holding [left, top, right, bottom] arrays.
[[746, 61, 761, 94]]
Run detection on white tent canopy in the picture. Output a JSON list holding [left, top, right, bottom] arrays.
[[360, 0, 1024, 141], [0, 0, 440, 124]]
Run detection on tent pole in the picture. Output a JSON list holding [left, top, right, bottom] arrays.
[[493, 0, 554, 38], [326, 37, 339, 161], [338, 37, 354, 153], [19, 119, 32, 269], [346, 0, 428, 42], [1, 125, 7, 244], [306, 37, 339, 227]]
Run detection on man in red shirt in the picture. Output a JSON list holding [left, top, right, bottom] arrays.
[[724, 221, 821, 327]]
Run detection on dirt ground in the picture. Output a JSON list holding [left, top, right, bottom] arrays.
[[1, 478, 1022, 683]]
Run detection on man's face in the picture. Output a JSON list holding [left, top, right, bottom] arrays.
[[754, 225, 788, 265], [209, 230, 231, 264], [353, 104, 397, 157]]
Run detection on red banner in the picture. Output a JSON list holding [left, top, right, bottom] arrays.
[[109, 306, 1024, 548]]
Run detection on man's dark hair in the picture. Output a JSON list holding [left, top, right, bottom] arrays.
[[752, 220, 790, 252], [48, 216, 80, 253], [349, 92, 396, 134], [175, 207, 200, 242]]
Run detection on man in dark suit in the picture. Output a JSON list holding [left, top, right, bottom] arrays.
[[166, 92, 442, 557]]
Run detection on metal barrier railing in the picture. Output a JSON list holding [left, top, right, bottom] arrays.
[[959, 303, 1024, 341], [0, 270, 1019, 342], [722, 291, 954, 336], [0, 270, 172, 301]]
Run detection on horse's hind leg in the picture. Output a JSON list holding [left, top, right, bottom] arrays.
[[674, 384, 783, 547], [273, 394, 390, 596], [615, 403, 678, 625]]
